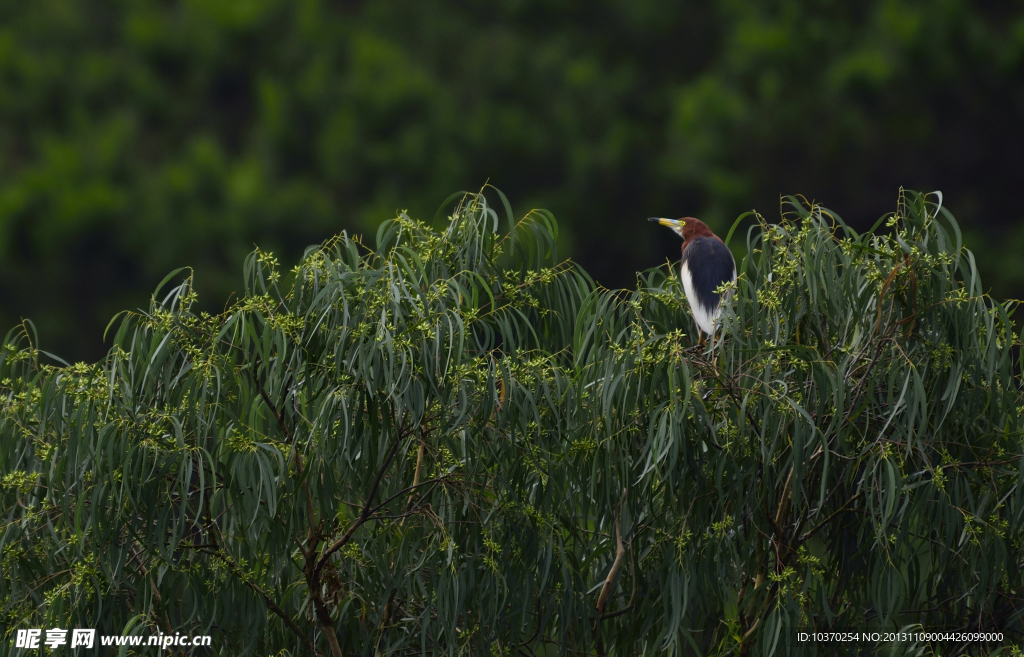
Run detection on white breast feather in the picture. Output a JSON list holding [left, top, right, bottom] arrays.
[[680, 260, 735, 336]]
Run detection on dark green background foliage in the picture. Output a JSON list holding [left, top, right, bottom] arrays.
[[1, 0, 1023, 361], [2, 190, 1022, 655]]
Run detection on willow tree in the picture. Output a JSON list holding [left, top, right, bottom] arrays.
[[1, 190, 1022, 656]]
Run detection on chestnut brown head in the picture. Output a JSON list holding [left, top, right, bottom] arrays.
[[648, 217, 719, 245]]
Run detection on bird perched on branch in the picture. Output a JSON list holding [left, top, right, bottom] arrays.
[[649, 217, 737, 340]]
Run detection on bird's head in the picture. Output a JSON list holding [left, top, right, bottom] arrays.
[[648, 217, 715, 243]]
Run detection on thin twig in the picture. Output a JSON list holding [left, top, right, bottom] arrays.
[[517, 596, 543, 648], [372, 476, 451, 517], [795, 494, 861, 546]]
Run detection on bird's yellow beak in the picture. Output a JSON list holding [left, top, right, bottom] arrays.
[[648, 217, 685, 230]]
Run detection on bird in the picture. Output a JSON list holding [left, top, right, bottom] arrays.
[[649, 217, 737, 341]]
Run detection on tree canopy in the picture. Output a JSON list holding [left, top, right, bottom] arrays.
[[2, 189, 1022, 655], [1, 0, 1022, 360]]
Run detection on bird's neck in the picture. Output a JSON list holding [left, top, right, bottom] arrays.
[[682, 230, 718, 248]]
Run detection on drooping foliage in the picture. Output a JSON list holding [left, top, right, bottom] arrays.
[[1, 190, 1022, 655]]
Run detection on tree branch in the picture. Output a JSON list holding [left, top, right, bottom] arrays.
[[252, 364, 320, 560], [206, 525, 321, 657], [314, 425, 406, 577], [595, 488, 628, 617], [594, 487, 628, 657], [795, 494, 861, 547], [373, 475, 450, 517]]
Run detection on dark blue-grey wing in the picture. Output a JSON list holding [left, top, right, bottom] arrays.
[[680, 237, 737, 311]]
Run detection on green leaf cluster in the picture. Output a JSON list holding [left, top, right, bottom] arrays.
[[1, 189, 1022, 655]]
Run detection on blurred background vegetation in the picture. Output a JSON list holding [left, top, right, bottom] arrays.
[[1, 0, 1022, 362]]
